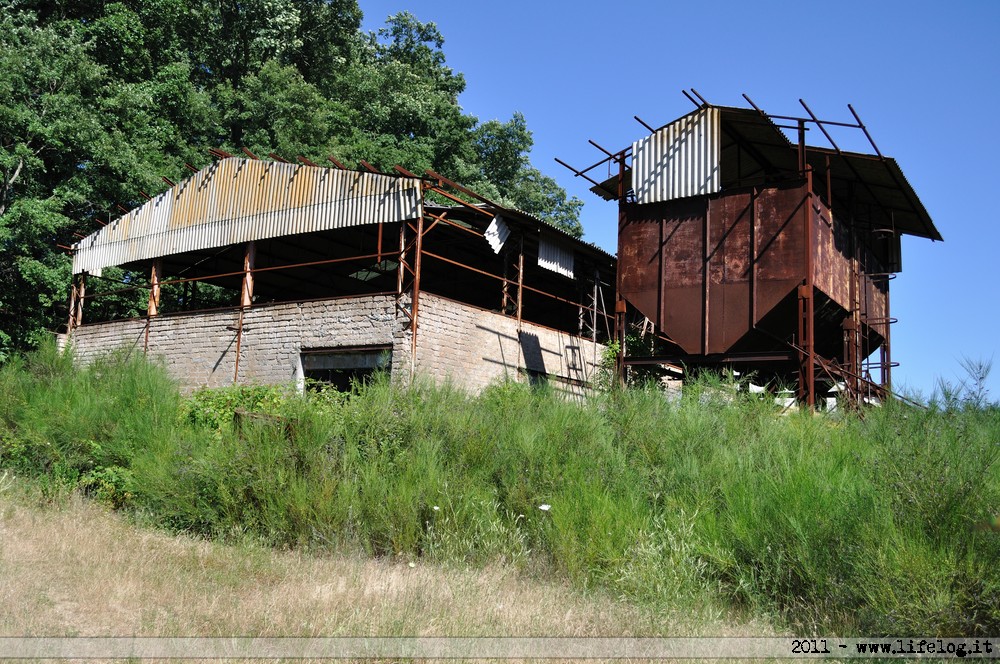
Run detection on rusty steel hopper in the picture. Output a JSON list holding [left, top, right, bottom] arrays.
[[574, 99, 940, 405], [619, 179, 892, 359]]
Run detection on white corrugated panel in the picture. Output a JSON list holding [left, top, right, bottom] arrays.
[[537, 236, 574, 278], [484, 215, 510, 253], [631, 107, 721, 204], [72, 159, 423, 274]]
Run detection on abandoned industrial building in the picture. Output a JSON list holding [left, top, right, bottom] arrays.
[[559, 92, 941, 407], [62, 156, 617, 395], [62, 93, 940, 407]]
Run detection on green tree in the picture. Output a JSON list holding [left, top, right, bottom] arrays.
[[0, 3, 210, 357], [0, 8, 109, 357], [333, 12, 476, 178], [474, 113, 584, 237], [0, 1, 585, 359]]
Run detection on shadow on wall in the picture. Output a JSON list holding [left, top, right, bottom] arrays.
[[564, 344, 584, 382], [473, 323, 592, 392], [518, 331, 546, 386]]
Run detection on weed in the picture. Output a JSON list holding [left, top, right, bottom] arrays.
[[2, 343, 999, 635]]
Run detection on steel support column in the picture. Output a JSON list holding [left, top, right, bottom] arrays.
[[615, 150, 627, 388], [590, 269, 599, 343], [614, 297, 627, 388], [67, 274, 86, 333], [849, 221, 863, 403], [881, 281, 892, 390], [798, 167, 816, 408], [396, 220, 408, 302], [233, 241, 255, 384], [501, 246, 519, 317], [409, 214, 424, 381], [67, 279, 78, 334], [702, 194, 710, 356], [144, 258, 162, 353], [516, 236, 524, 330], [749, 187, 758, 330]]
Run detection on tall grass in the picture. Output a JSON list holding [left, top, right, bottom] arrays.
[[2, 343, 999, 635], [0, 344, 180, 505]]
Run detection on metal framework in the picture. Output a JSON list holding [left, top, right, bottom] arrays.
[[65, 155, 616, 386], [558, 90, 939, 408]]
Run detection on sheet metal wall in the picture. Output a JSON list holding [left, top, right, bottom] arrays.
[[72, 159, 422, 274], [620, 182, 822, 355], [537, 236, 575, 278], [631, 107, 721, 205]]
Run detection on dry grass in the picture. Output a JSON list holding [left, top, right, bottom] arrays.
[[0, 475, 774, 647]]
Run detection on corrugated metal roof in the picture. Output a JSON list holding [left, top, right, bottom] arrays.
[[632, 107, 721, 204], [422, 203, 617, 264], [805, 148, 942, 241], [507, 207, 615, 262], [484, 215, 511, 253], [590, 106, 940, 241], [72, 159, 423, 274]]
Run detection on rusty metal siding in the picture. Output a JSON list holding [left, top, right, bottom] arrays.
[[619, 183, 814, 356], [812, 199, 853, 311], [72, 159, 422, 274], [631, 107, 721, 205]]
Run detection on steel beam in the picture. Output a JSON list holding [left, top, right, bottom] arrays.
[[233, 241, 255, 383]]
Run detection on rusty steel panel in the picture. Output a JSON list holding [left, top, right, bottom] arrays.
[[713, 192, 753, 284], [660, 197, 708, 354], [706, 281, 751, 352], [619, 183, 815, 356], [617, 181, 882, 359], [632, 107, 721, 204], [746, 185, 808, 342], [706, 192, 752, 352], [660, 284, 703, 354], [73, 159, 423, 274], [617, 203, 669, 346], [811, 199, 853, 311], [754, 184, 807, 284], [618, 198, 707, 354]]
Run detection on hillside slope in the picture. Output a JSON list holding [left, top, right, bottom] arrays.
[[0, 476, 769, 641]]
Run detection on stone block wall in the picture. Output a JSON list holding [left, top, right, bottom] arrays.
[[65, 292, 602, 395], [68, 295, 404, 391], [415, 293, 602, 397]]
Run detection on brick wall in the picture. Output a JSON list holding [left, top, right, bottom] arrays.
[[415, 293, 602, 397], [66, 292, 602, 395], [68, 295, 404, 391]]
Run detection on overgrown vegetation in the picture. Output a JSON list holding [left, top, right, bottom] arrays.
[[0, 0, 584, 360], [2, 344, 999, 636]]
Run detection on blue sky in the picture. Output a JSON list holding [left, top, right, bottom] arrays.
[[361, 0, 1000, 401]]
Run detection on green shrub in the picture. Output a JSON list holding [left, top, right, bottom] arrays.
[[3, 345, 1000, 635]]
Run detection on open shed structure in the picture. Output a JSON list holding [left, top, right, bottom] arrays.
[[63, 156, 616, 394], [562, 94, 941, 406]]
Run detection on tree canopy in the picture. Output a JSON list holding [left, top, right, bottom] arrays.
[[0, 0, 584, 359]]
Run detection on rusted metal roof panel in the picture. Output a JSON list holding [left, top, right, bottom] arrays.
[[631, 107, 721, 204], [806, 148, 941, 241], [596, 106, 939, 242], [72, 159, 422, 274]]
